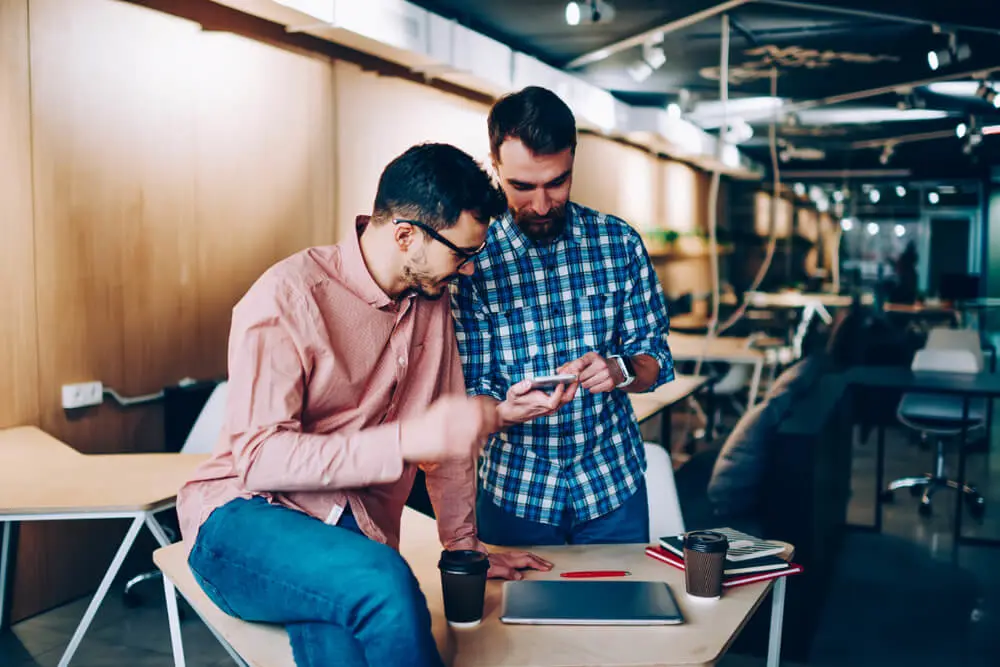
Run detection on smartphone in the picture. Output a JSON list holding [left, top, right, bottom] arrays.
[[527, 374, 578, 390]]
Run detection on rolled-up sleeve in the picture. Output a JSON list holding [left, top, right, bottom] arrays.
[[451, 278, 505, 402], [620, 237, 674, 390], [226, 286, 404, 493]]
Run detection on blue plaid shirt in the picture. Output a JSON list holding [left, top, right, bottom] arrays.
[[451, 202, 674, 526]]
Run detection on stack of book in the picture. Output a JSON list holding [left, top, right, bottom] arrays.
[[645, 527, 804, 588]]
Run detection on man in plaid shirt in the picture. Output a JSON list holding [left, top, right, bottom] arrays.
[[452, 87, 674, 545]]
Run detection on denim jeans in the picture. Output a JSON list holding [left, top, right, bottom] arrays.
[[476, 479, 649, 546], [188, 496, 443, 667]]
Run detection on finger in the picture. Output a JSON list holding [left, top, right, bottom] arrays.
[[582, 369, 610, 390], [489, 565, 523, 581], [509, 379, 533, 398], [578, 363, 602, 384], [563, 380, 580, 403], [523, 554, 554, 570]]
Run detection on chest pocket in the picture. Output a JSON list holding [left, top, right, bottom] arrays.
[[578, 291, 624, 354], [488, 305, 542, 368]]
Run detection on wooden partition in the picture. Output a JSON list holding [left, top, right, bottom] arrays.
[[3, 0, 337, 621], [0, 0, 39, 431]]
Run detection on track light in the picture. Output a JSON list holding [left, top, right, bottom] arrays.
[[956, 122, 968, 138], [840, 218, 853, 231], [894, 224, 906, 238], [896, 185, 907, 198], [928, 191, 940, 204], [565, 1, 615, 26], [866, 222, 879, 236], [869, 188, 881, 203], [928, 31, 970, 70], [627, 32, 665, 82]]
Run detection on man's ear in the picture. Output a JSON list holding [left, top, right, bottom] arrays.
[[393, 220, 415, 251]]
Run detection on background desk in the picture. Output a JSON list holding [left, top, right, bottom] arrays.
[[668, 334, 766, 406], [0, 426, 206, 666], [847, 366, 1000, 548]]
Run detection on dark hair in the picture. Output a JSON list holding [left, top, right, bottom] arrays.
[[373, 143, 506, 230], [488, 86, 577, 161]]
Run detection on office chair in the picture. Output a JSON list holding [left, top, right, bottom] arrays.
[[122, 381, 228, 607], [882, 349, 986, 518], [644, 442, 685, 542]]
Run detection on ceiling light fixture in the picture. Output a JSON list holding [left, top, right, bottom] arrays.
[[866, 222, 879, 236], [894, 224, 906, 238], [565, 1, 616, 26], [626, 32, 664, 83], [565, 1, 581, 25], [928, 191, 940, 204], [896, 185, 907, 197], [928, 30, 971, 71], [666, 103, 682, 119], [956, 122, 968, 138], [869, 188, 881, 204], [841, 218, 854, 231]]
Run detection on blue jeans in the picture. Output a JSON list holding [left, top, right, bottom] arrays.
[[476, 480, 649, 546], [188, 497, 443, 667]]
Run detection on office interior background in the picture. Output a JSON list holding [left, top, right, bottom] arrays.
[[2, 0, 1000, 666]]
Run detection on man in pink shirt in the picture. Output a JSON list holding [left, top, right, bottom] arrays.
[[177, 144, 570, 667]]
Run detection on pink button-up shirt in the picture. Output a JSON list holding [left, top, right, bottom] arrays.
[[177, 217, 478, 552]]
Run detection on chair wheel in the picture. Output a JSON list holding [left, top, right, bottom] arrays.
[[880, 490, 895, 502], [918, 502, 933, 517]]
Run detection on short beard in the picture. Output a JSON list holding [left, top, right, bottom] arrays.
[[513, 204, 568, 244]]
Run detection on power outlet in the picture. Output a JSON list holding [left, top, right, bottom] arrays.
[[62, 382, 104, 409]]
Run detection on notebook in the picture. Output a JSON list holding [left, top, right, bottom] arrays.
[[660, 527, 786, 561], [645, 546, 804, 588], [500, 580, 684, 626]]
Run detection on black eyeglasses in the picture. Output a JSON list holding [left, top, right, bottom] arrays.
[[393, 218, 486, 268]]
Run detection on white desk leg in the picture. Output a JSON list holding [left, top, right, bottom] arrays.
[[766, 576, 787, 667], [57, 514, 145, 667], [143, 512, 173, 548], [748, 359, 764, 407], [163, 576, 187, 667], [0, 521, 12, 627]]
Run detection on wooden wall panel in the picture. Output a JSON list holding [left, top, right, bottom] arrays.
[[14, 0, 337, 621], [0, 0, 39, 430], [334, 61, 489, 240], [572, 134, 658, 231], [194, 33, 336, 371]]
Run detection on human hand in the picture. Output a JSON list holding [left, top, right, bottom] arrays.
[[497, 377, 578, 427], [399, 395, 499, 463], [559, 352, 624, 394], [487, 550, 553, 580]]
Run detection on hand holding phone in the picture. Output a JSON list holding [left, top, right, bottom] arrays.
[[527, 373, 578, 391]]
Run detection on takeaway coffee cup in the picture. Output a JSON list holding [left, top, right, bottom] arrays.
[[683, 531, 728, 599], [438, 550, 489, 627]]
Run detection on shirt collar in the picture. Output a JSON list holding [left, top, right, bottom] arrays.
[[340, 216, 393, 310], [497, 203, 582, 258]]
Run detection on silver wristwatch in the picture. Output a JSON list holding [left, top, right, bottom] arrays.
[[609, 355, 635, 389]]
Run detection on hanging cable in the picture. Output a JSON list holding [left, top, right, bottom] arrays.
[[715, 65, 782, 335]]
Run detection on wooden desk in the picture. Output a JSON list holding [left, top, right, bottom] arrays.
[[668, 334, 766, 406], [0, 426, 207, 667], [159, 508, 790, 667], [630, 375, 711, 451], [629, 375, 709, 424]]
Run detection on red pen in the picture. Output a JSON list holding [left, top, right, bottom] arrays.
[[559, 570, 631, 578]]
